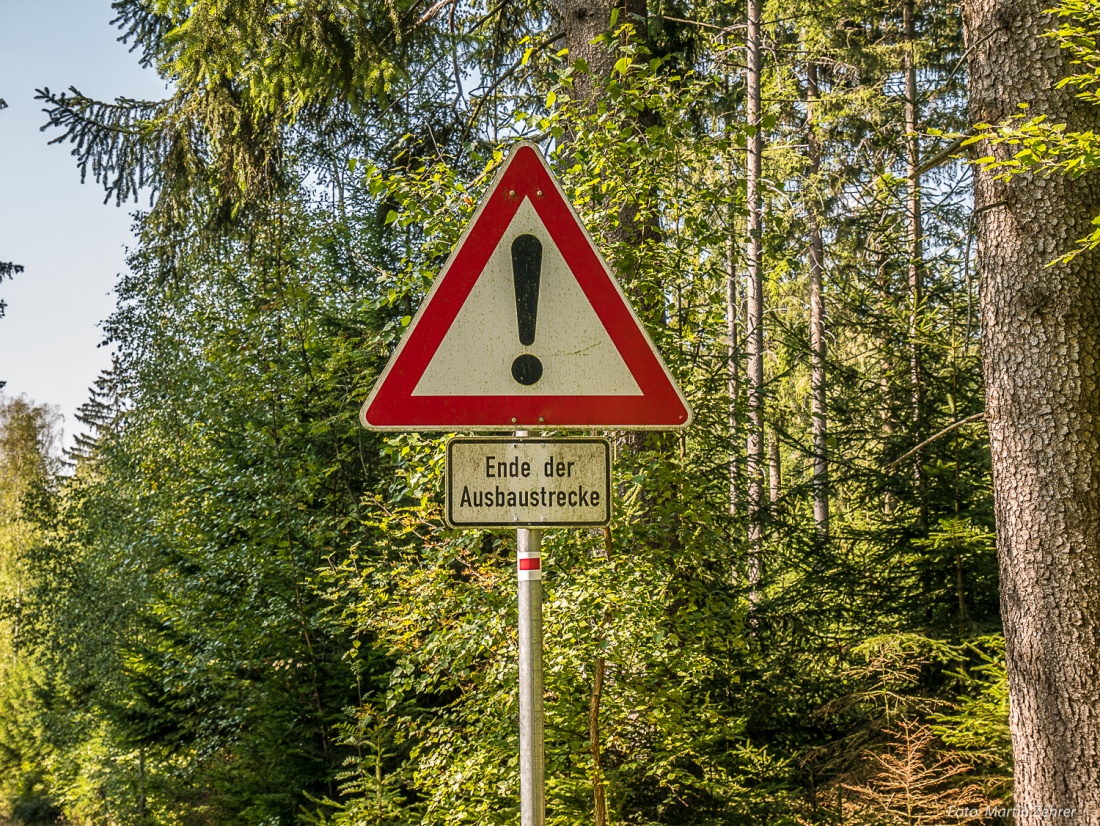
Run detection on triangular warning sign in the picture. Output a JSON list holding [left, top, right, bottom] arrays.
[[360, 142, 692, 430]]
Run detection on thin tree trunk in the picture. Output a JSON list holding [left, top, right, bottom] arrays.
[[138, 746, 147, 817], [768, 429, 780, 505], [725, 41, 741, 525], [904, 0, 927, 535], [965, 0, 1100, 815], [806, 61, 830, 541], [954, 539, 968, 635], [745, 0, 765, 591], [723, 34, 741, 525], [871, 174, 898, 516], [727, 187, 740, 521]]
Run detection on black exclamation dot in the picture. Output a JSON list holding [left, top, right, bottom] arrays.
[[511, 234, 543, 385]]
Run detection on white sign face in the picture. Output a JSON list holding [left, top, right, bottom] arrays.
[[414, 199, 642, 397], [446, 438, 611, 528]]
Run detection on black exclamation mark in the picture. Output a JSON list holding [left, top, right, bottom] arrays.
[[510, 234, 543, 385]]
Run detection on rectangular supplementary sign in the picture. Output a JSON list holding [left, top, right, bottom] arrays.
[[446, 437, 611, 528]]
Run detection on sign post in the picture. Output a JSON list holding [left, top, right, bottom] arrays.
[[446, 434, 608, 826], [360, 142, 691, 825], [517, 525, 543, 825], [514, 431, 545, 826]]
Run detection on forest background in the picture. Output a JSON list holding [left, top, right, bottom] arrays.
[[0, 0, 1097, 823]]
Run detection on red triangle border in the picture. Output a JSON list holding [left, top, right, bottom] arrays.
[[361, 143, 692, 430]]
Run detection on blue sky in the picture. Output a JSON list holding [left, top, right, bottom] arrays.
[[0, 1, 167, 445]]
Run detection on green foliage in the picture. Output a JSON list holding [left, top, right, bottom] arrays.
[[9, 0, 1015, 822], [0, 398, 63, 824], [932, 637, 1013, 798], [18, 194, 403, 823], [969, 0, 1100, 262]]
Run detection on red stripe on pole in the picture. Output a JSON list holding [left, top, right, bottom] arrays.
[[519, 557, 541, 571]]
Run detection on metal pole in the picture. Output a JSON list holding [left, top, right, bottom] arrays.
[[514, 428, 544, 825], [517, 525, 544, 826]]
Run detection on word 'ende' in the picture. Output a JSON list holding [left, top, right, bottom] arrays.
[[464, 454, 600, 509]]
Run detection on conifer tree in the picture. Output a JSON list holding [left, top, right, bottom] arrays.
[[965, 0, 1100, 812]]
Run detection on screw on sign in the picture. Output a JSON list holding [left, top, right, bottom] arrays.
[[358, 142, 691, 826]]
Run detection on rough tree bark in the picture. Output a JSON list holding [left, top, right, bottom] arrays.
[[964, 0, 1100, 819], [745, 0, 765, 587], [559, 0, 660, 462], [727, 223, 740, 520], [556, 0, 654, 278], [559, 0, 646, 105], [806, 60, 829, 540]]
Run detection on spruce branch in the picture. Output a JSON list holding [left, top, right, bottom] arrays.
[[36, 86, 179, 207]]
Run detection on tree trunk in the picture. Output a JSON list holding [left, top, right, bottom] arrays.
[[727, 227, 740, 520], [806, 61, 829, 541], [745, 0, 765, 589], [590, 642, 608, 826], [768, 429, 780, 505], [904, 0, 927, 536], [559, 0, 644, 106], [725, 36, 742, 525], [557, 0, 655, 277], [965, 0, 1100, 817], [559, 0, 661, 466], [557, 0, 653, 253]]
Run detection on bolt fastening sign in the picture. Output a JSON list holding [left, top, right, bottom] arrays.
[[446, 438, 611, 528], [359, 142, 691, 430]]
